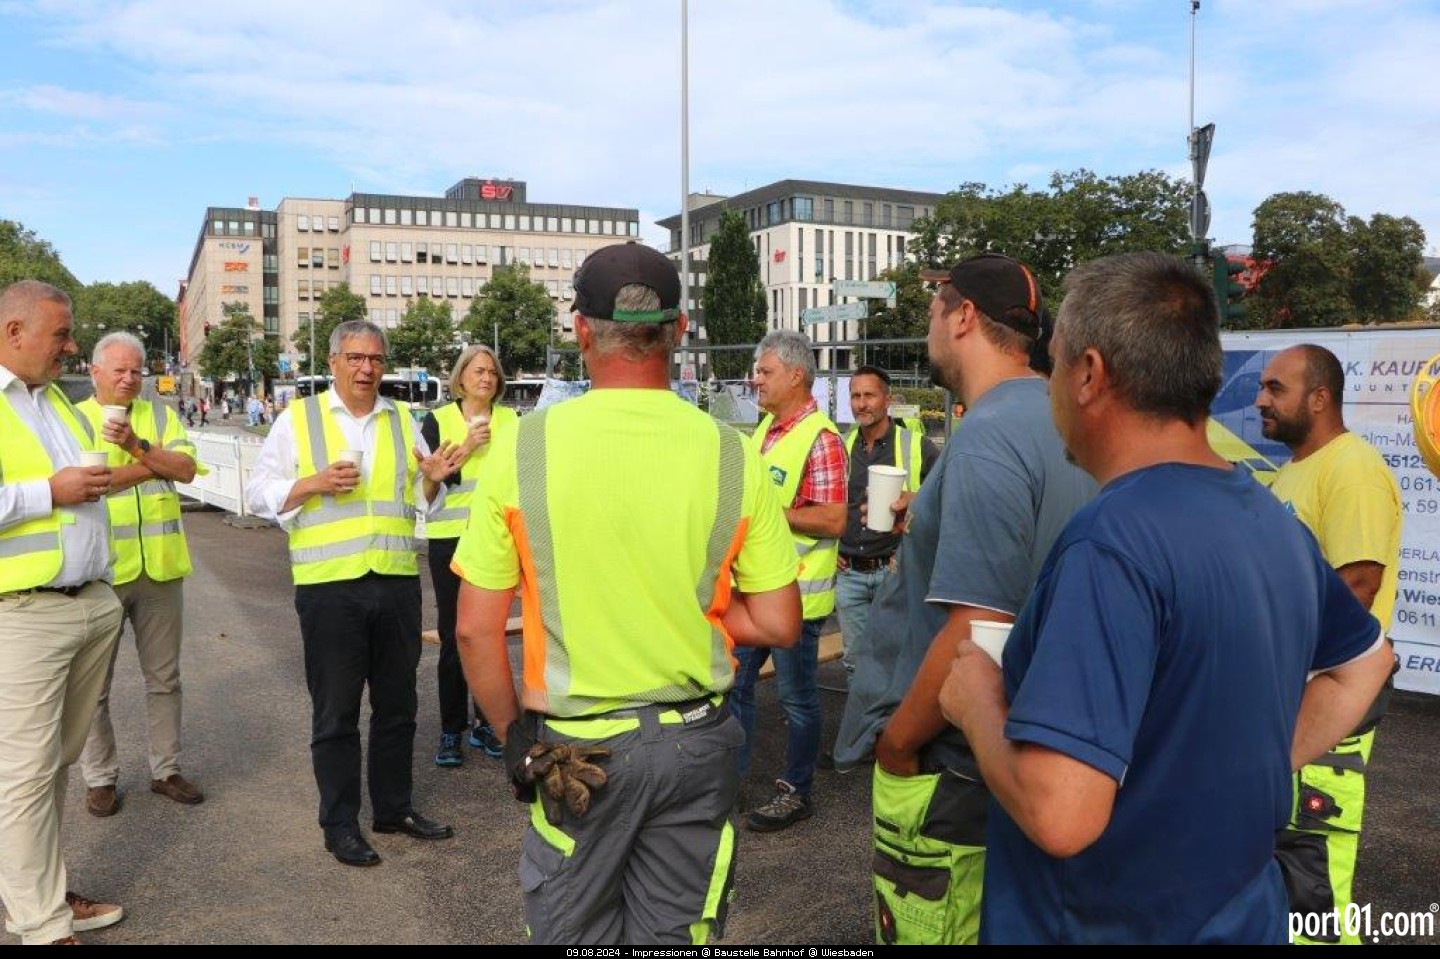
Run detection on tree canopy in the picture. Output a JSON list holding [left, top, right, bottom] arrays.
[[198, 302, 278, 394], [1249, 192, 1427, 328], [701, 209, 767, 379], [0, 219, 80, 294], [389, 298, 460, 375], [460, 265, 555, 375], [73, 281, 177, 369], [292, 282, 367, 361]]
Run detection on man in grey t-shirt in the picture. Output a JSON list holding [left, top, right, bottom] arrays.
[[836, 254, 1094, 945]]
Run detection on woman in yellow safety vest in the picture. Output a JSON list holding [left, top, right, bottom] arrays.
[[419, 345, 519, 767]]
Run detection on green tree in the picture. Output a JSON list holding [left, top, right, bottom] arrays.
[[74, 281, 177, 369], [1250, 192, 1353, 329], [0, 220, 80, 294], [292, 282, 367, 363], [199, 302, 278, 396], [701, 209, 767, 379], [1347, 213, 1426, 322], [390, 298, 460, 374], [863, 262, 929, 340], [460, 265, 554, 375]]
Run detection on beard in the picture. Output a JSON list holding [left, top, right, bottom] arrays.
[[1260, 408, 1312, 449], [929, 361, 959, 395]]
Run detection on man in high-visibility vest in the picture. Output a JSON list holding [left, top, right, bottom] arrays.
[[834, 254, 1094, 943], [246, 319, 464, 868], [834, 366, 937, 685], [0, 280, 125, 944], [1257, 344, 1403, 944], [452, 241, 800, 944], [731, 329, 849, 833], [77, 331, 203, 817]]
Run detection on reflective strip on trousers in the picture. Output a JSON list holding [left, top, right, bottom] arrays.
[[290, 533, 417, 565]]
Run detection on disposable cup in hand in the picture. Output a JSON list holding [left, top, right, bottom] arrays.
[[79, 450, 108, 468], [101, 404, 128, 424], [970, 620, 1013, 666], [865, 465, 908, 532], [336, 449, 363, 468], [469, 414, 490, 427]]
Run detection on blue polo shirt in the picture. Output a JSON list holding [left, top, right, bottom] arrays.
[[982, 463, 1380, 944]]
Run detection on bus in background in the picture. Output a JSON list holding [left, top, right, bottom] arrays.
[[295, 374, 331, 398], [507, 375, 545, 414], [379, 368, 446, 407]]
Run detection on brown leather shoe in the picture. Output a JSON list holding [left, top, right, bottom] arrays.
[[49, 936, 80, 944], [151, 773, 204, 805], [86, 785, 120, 817]]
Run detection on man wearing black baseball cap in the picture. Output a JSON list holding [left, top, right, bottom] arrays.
[[452, 241, 801, 944], [834, 252, 1095, 944]]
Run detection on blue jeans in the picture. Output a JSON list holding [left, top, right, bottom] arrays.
[[730, 617, 824, 797], [835, 565, 891, 672]]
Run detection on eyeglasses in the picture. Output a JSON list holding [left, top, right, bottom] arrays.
[[337, 352, 388, 369]]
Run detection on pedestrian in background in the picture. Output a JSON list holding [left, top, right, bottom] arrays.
[[420, 344, 518, 767], [246, 319, 463, 868], [453, 242, 800, 943], [0, 280, 125, 944]]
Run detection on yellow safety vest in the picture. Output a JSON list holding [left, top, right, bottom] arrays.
[[425, 403, 519, 540], [77, 398, 193, 584], [756, 409, 841, 619], [843, 421, 924, 494], [287, 392, 419, 585], [0, 383, 98, 591]]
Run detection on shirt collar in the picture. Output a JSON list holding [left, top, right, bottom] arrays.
[[323, 389, 394, 420], [768, 397, 818, 436]]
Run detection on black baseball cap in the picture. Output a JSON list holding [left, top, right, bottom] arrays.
[[571, 242, 682, 323], [920, 253, 1046, 340]]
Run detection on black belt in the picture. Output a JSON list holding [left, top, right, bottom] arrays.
[[843, 554, 892, 573], [10, 582, 94, 598]]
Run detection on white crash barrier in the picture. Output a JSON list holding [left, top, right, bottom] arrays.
[[175, 431, 265, 516]]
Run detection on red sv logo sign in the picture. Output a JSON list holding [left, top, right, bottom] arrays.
[[480, 182, 514, 201]]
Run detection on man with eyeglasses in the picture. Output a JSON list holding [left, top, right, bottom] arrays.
[[247, 319, 466, 868]]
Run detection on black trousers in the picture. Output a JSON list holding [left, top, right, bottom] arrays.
[[295, 573, 422, 835], [425, 537, 485, 735]]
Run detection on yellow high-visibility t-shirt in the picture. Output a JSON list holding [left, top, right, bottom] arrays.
[[1270, 431, 1403, 634]]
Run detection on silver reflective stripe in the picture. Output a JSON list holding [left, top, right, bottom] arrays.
[[431, 507, 470, 524], [370, 501, 413, 519], [164, 439, 192, 450], [138, 480, 174, 497], [795, 537, 837, 557], [898, 428, 913, 477], [111, 525, 140, 540], [0, 531, 56, 558], [303, 394, 329, 467], [516, 410, 566, 705], [454, 479, 478, 495], [152, 402, 166, 442], [798, 577, 836, 595], [697, 422, 745, 686], [294, 501, 370, 528], [291, 533, 416, 565], [385, 406, 406, 502], [141, 520, 182, 537]]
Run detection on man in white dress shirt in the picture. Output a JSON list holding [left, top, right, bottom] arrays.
[[246, 319, 463, 868], [0, 280, 126, 943]]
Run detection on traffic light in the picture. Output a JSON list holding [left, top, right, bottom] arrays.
[[1211, 255, 1246, 324]]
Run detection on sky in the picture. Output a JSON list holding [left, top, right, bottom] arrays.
[[2, 0, 1438, 294]]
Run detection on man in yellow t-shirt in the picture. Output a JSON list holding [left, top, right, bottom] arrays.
[[1257, 343, 1402, 945], [451, 242, 800, 946]]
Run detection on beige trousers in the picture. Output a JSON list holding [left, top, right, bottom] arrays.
[[0, 582, 122, 944], [80, 574, 186, 786]]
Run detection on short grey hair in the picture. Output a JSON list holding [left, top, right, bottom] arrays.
[[449, 343, 508, 401], [92, 331, 146, 367], [1056, 252, 1222, 425], [329, 319, 388, 355], [586, 283, 680, 359], [0, 279, 72, 327], [755, 329, 817, 388]]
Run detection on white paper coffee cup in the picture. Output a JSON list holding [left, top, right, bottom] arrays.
[[101, 404, 128, 424], [469, 414, 490, 427], [79, 450, 109, 468], [336, 449, 364, 468], [865, 464, 908, 532], [970, 620, 1013, 666]]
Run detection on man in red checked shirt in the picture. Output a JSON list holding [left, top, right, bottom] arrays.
[[730, 329, 848, 833]]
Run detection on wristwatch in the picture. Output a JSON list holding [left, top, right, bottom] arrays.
[[134, 437, 152, 456]]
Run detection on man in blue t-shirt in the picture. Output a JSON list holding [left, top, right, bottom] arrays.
[[941, 252, 1394, 944]]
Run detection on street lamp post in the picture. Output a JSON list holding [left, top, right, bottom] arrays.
[[246, 324, 256, 399]]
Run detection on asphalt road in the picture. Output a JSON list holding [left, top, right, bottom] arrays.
[[8, 508, 1438, 945]]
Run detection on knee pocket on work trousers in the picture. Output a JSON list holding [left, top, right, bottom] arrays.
[[1292, 734, 1372, 835], [520, 813, 576, 942], [871, 765, 988, 946]]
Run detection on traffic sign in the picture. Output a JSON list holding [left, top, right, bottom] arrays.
[[833, 280, 897, 307], [801, 302, 868, 326]]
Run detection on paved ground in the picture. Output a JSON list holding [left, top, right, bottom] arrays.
[[6, 508, 1438, 945]]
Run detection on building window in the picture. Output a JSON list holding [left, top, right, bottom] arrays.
[[264, 254, 278, 273], [867, 233, 877, 279], [312, 249, 324, 268], [385, 275, 397, 296], [629, 222, 639, 237], [417, 276, 428, 295], [385, 242, 397, 262], [461, 277, 473, 297], [548, 248, 559, 267], [400, 209, 412, 226], [264, 286, 279, 306], [369, 241, 382, 262], [519, 216, 531, 231], [881, 204, 892, 228], [445, 211, 458, 227], [327, 248, 339, 269], [588, 219, 600, 234], [461, 212, 472, 228], [298, 311, 310, 327], [445, 243, 458, 263], [416, 243, 428, 265], [546, 279, 559, 298], [574, 250, 585, 269], [433, 275, 444, 295], [368, 209, 381, 224], [297, 214, 310, 231], [297, 280, 309, 300], [400, 242, 413, 263], [862, 202, 873, 227], [795, 197, 814, 221], [370, 275, 382, 296], [446, 277, 459, 297], [328, 216, 340, 231], [517, 248, 530, 265], [561, 249, 572, 269], [561, 217, 572, 233], [461, 244, 473, 264], [490, 214, 502, 229], [387, 308, 398, 326], [475, 246, 487, 264], [401, 275, 413, 296], [504, 214, 516, 231], [263, 221, 275, 239], [823, 198, 834, 221], [493, 246, 505, 265], [767, 202, 780, 226], [415, 210, 427, 226], [547, 217, 558, 232], [296, 246, 309, 267], [382, 208, 395, 225], [897, 205, 914, 228]]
